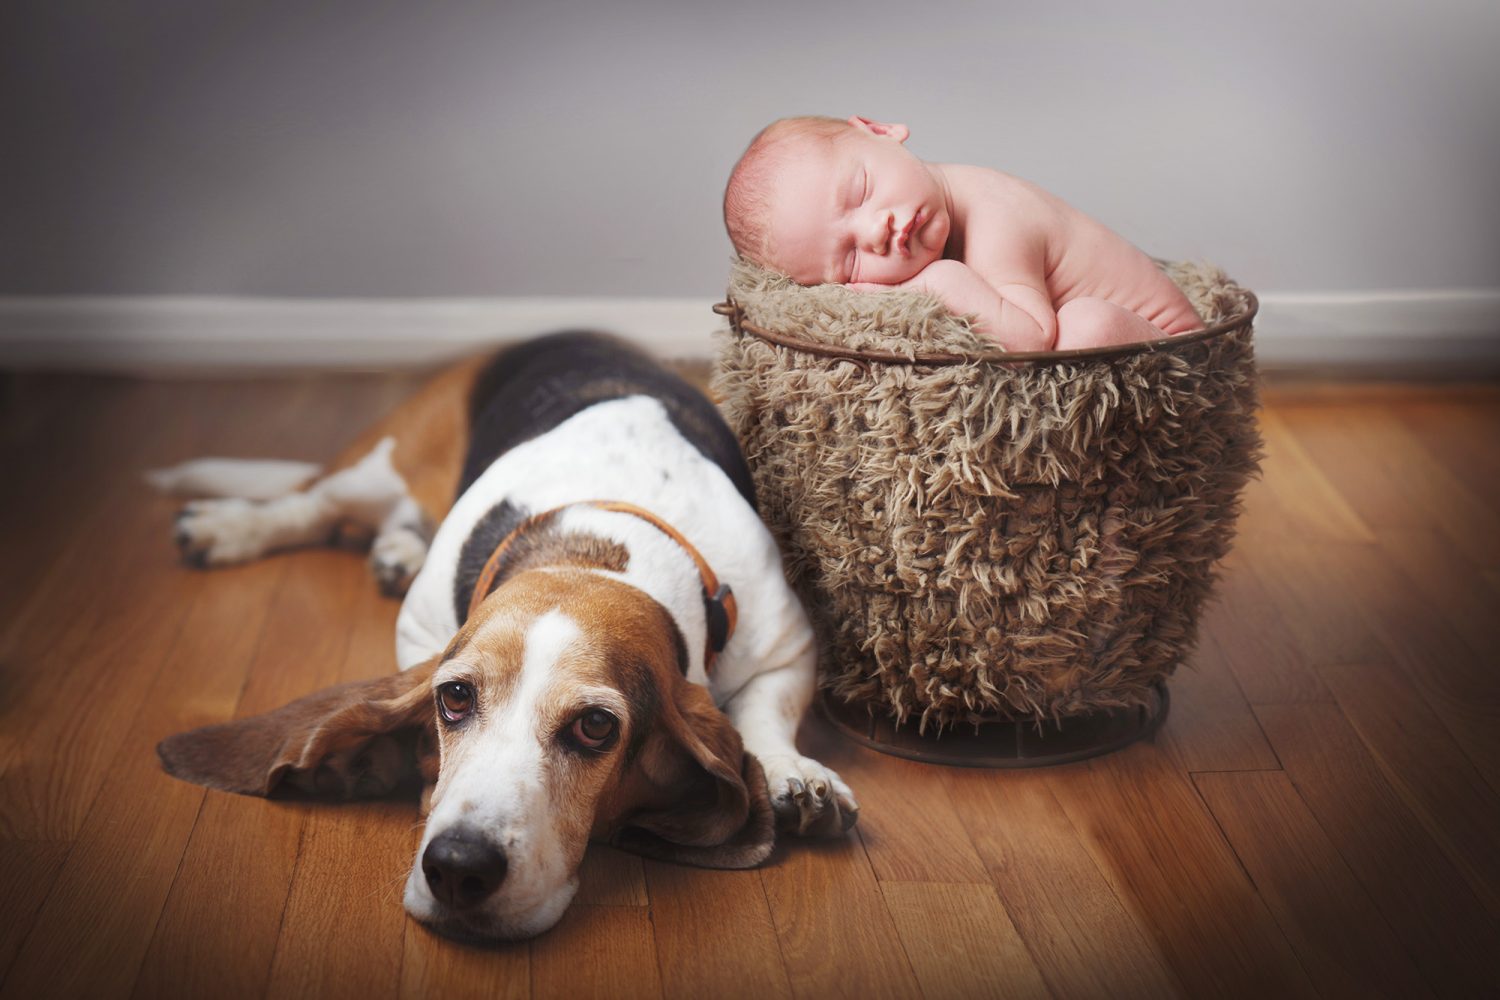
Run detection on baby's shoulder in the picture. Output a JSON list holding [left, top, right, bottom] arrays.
[[945, 165, 1061, 263], [949, 163, 1048, 197], [940, 166, 1081, 284], [947, 164, 1060, 227]]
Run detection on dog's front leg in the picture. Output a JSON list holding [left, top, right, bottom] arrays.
[[722, 655, 859, 837]]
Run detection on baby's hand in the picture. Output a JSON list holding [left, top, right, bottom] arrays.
[[849, 260, 1002, 327], [849, 260, 1055, 351], [848, 259, 987, 305]]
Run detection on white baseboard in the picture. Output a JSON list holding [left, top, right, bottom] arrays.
[[0, 296, 723, 373], [0, 290, 1497, 375], [1253, 289, 1500, 375]]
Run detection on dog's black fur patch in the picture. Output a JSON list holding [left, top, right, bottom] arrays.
[[453, 499, 530, 622], [458, 331, 756, 508]]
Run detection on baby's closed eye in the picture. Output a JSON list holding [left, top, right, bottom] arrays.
[[849, 169, 868, 207]]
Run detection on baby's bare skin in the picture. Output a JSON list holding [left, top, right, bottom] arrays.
[[931, 163, 1201, 349], [728, 117, 1200, 351]]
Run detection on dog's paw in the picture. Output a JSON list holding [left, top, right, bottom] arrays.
[[759, 753, 859, 837], [370, 525, 428, 597], [174, 498, 270, 567]]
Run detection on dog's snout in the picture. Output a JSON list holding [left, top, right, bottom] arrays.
[[422, 831, 508, 909]]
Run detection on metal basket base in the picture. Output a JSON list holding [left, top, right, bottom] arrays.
[[817, 681, 1170, 769]]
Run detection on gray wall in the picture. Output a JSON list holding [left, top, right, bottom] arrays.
[[3, 0, 1498, 298]]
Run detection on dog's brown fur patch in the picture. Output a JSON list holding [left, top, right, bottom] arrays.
[[506, 525, 630, 576]]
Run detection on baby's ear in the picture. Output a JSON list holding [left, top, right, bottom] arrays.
[[848, 116, 909, 143]]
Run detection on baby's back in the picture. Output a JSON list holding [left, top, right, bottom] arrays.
[[954, 167, 1199, 334]]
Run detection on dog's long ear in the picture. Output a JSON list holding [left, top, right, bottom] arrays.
[[613, 678, 775, 869], [158, 658, 440, 799]]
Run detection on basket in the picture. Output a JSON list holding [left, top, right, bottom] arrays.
[[712, 259, 1261, 749]]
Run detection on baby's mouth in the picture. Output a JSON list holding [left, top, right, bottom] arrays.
[[895, 210, 923, 256]]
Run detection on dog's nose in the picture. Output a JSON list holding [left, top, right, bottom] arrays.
[[422, 831, 508, 909]]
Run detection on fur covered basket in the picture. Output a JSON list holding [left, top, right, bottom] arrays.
[[712, 259, 1262, 733]]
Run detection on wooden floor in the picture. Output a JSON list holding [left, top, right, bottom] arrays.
[[1, 368, 1498, 999]]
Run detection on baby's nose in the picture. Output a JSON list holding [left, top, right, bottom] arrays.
[[861, 212, 893, 254]]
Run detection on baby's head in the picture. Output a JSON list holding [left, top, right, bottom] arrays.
[[723, 115, 950, 286]]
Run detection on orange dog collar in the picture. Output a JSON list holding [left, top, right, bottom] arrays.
[[467, 500, 737, 674]]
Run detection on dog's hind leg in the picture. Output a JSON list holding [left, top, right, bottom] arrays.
[[145, 458, 323, 499], [167, 355, 484, 593], [173, 436, 427, 592]]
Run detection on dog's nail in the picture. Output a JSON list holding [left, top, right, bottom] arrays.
[[839, 805, 860, 832], [183, 548, 208, 569], [810, 780, 829, 800]]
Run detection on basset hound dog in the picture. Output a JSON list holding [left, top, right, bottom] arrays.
[[154, 331, 857, 942]]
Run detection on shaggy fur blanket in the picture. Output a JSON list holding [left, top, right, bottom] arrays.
[[713, 259, 1261, 730]]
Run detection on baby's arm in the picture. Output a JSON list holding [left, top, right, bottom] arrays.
[[851, 260, 1057, 352]]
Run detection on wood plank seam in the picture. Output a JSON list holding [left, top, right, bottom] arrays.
[[645, 904, 671, 1000], [870, 881, 928, 999], [1186, 769, 1310, 923], [1315, 659, 1500, 916], [1320, 655, 1500, 803], [120, 566, 291, 998], [1191, 770, 1436, 998], [881, 790, 988, 886], [1256, 703, 1500, 992], [121, 788, 215, 995], [1372, 669, 1500, 804], [46, 594, 202, 835], [1065, 760, 1317, 996], [1328, 592, 1500, 802], [263, 818, 319, 990], [952, 770, 1188, 999], [753, 869, 795, 992], [1181, 770, 1333, 995], [1225, 653, 1287, 772], [137, 555, 367, 996], [0, 842, 75, 990]]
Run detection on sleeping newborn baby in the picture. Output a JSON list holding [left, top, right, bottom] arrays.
[[723, 115, 1201, 351]]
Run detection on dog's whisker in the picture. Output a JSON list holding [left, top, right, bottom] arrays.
[[368, 869, 410, 906]]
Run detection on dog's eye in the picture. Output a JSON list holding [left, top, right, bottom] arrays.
[[568, 709, 618, 751], [436, 682, 475, 723]]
